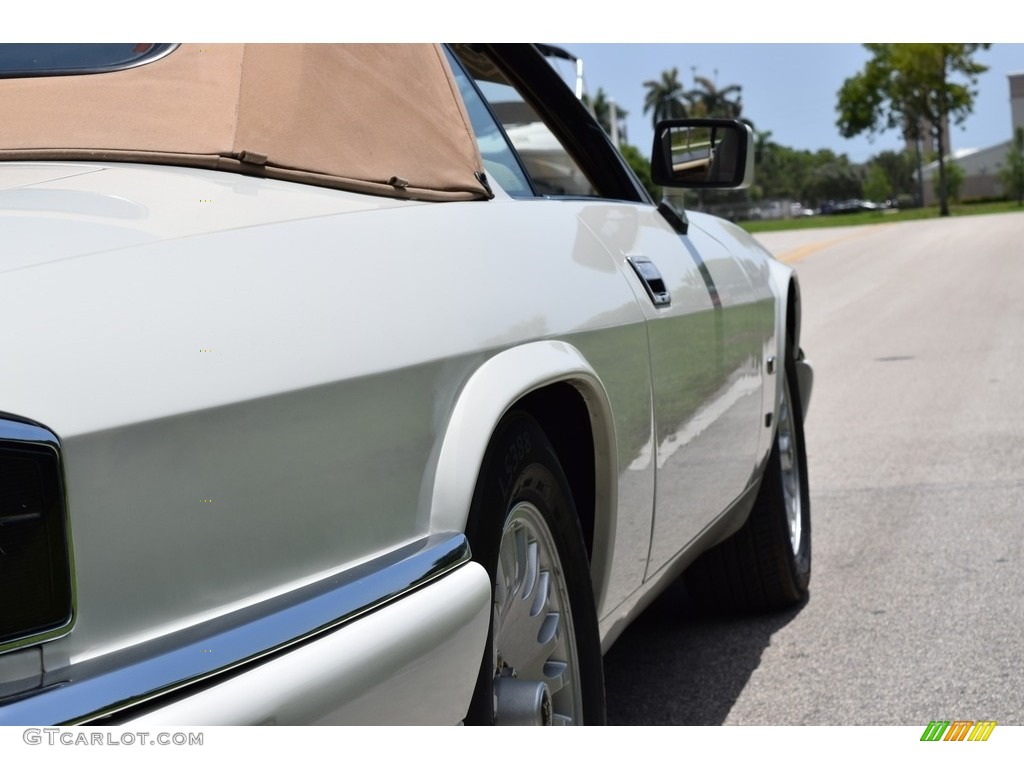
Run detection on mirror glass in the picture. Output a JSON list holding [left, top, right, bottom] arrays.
[[660, 123, 745, 186]]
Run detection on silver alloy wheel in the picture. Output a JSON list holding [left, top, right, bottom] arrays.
[[778, 379, 803, 556], [492, 501, 583, 725]]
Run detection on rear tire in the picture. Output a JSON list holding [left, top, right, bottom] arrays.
[[685, 360, 811, 612], [464, 412, 605, 725]]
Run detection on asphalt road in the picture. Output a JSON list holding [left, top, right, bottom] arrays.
[[603, 212, 1024, 725]]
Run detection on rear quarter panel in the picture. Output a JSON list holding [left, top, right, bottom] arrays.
[[2, 166, 658, 672]]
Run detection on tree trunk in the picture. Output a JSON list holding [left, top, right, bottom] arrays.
[[937, 53, 950, 217], [914, 135, 924, 207], [937, 134, 949, 216]]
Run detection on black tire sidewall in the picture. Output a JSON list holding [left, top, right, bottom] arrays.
[[782, 359, 812, 587], [464, 411, 605, 725]]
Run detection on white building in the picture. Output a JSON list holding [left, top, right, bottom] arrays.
[[921, 72, 1024, 204]]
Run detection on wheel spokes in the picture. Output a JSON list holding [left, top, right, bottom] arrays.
[[492, 502, 583, 725], [779, 381, 803, 555]]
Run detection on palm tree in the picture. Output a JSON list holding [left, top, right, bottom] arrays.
[[687, 75, 743, 119], [643, 67, 689, 127]]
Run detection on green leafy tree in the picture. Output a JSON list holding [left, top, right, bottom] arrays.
[[804, 150, 863, 203], [748, 138, 815, 204], [868, 149, 917, 200], [836, 44, 989, 216], [643, 67, 689, 127], [745, 131, 774, 201], [754, 130, 773, 164], [863, 163, 893, 202], [999, 127, 1024, 205], [934, 160, 964, 202], [582, 87, 629, 143], [617, 143, 659, 201]]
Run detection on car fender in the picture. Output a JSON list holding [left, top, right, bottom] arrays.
[[763, 258, 812, 414], [426, 340, 619, 597]]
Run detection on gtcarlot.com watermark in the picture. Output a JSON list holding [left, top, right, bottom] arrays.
[[23, 728, 203, 747]]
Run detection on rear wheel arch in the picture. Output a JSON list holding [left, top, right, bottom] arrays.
[[427, 342, 618, 606], [515, 384, 596, 561]]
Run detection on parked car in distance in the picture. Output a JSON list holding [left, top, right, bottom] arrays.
[[819, 198, 883, 214], [0, 43, 812, 726]]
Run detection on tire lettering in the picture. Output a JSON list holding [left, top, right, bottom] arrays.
[[501, 431, 533, 495]]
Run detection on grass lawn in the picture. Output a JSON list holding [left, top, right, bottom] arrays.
[[739, 200, 1024, 234]]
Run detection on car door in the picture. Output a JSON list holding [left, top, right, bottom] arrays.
[[637, 212, 768, 575], [445, 44, 766, 608]]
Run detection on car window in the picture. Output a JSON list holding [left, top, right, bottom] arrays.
[[444, 47, 533, 198], [447, 44, 599, 199], [0, 44, 177, 77]]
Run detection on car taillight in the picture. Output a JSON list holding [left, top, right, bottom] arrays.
[[0, 418, 73, 651]]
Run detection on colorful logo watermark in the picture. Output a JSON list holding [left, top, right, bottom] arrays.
[[920, 720, 997, 741]]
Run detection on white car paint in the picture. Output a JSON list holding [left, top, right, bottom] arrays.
[[127, 563, 491, 726]]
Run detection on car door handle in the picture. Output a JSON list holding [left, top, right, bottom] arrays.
[[627, 256, 671, 308]]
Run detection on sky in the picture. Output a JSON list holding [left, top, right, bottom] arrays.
[[556, 44, 1024, 164]]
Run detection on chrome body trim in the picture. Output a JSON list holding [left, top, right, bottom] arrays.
[[0, 532, 470, 725], [0, 415, 76, 655]]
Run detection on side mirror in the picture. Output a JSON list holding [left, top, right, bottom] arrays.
[[651, 119, 754, 189]]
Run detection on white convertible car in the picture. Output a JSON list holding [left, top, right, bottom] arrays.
[[0, 43, 812, 725]]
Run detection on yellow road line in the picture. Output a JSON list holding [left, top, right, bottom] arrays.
[[775, 223, 894, 264]]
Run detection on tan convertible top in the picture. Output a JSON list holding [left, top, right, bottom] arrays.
[[0, 44, 490, 201]]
